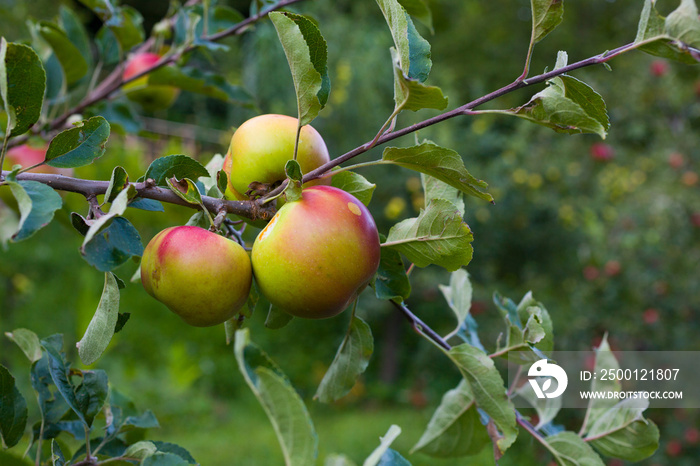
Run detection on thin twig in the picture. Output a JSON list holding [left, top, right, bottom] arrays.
[[263, 40, 648, 201]]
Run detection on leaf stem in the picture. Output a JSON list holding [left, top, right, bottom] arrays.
[[0, 122, 11, 179], [84, 424, 93, 462]]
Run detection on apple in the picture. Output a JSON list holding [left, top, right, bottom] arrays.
[[649, 59, 669, 77], [589, 142, 614, 162], [222, 114, 330, 202], [642, 308, 659, 325], [1, 143, 73, 210], [668, 152, 685, 170], [666, 439, 682, 457], [251, 185, 380, 319], [141, 226, 252, 327], [681, 171, 699, 187], [123, 52, 179, 111], [690, 212, 700, 228], [583, 265, 599, 281], [603, 259, 621, 277], [3, 143, 72, 176], [684, 427, 700, 444]]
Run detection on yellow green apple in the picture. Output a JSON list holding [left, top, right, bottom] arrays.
[[251, 186, 380, 319], [141, 226, 252, 327], [222, 114, 331, 202]]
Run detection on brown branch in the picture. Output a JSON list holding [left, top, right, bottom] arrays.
[[2, 170, 276, 221], [263, 41, 643, 201]]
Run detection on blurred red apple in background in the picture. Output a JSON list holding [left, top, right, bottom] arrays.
[[590, 142, 614, 162], [649, 59, 669, 77], [123, 52, 180, 111]]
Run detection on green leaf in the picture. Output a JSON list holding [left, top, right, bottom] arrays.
[[446, 344, 517, 454], [193, 4, 244, 36], [217, 170, 228, 198], [438, 268, 484, 350], [331, 171, 376, 206], [144, 154, 209, 187], [166, 177, 203, 205], [635, 0, 700, 64], [36, 21, 89, 85], [81, 185, 136, 248], [391, 48, 447, 112], [516, 292, 553, 353], [439, 269, 472, 334], [77, 272, 120, 366], [41, 335, 109, 427], [104, 166, 129, 204], [59, 6, 93, 69], [129, 197, 164, 212], [373, 243, 411, 301], [151, 441, 196, 464], [78, 1, 144, 53], [124, 441, 158, 461], [45, 116, 111, 168], [114, 312, 130, 333], [397, 0, 433, 33], [30, 354, 69, 426], [119, 410, 160, 433], [382, 142, 492, 203], [421, 174, 464, 216], [269, 11, 330, 126], [324, 454, 357, 466], [7, 180, 62, 242], [509, 59, 610, 139], [96, 26, 119, 65], [494, 291, 552, 363], [544, 432, 605, 466], [284, 160, 303, 202], [515, 380, 562, 429], [81, 217, 144, 272], [1, 40, 46, 137], [148, 66, 254, 106], [585, 399, 659, 462], [234, 329, 318, 466], [411, 379, 489, 457], [0, 365, 28, 449], [264, 306, 294, 329], [315, 316, 373, 403], [364, 425, 402, 466], [5, 328, 43, 363], [87, 100, 142, 135], [384, 198, 474, 271], [376, 0, 432, 82], [142, 452, 191, 466], [285, 159, 304, 184], [51, 439, 66, 466], [580, 335, 621, 434], [531, 0, 564, 44], [377, 449, 411, 465]]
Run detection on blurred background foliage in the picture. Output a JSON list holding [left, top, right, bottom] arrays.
[[1, 0, 699, 464]]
